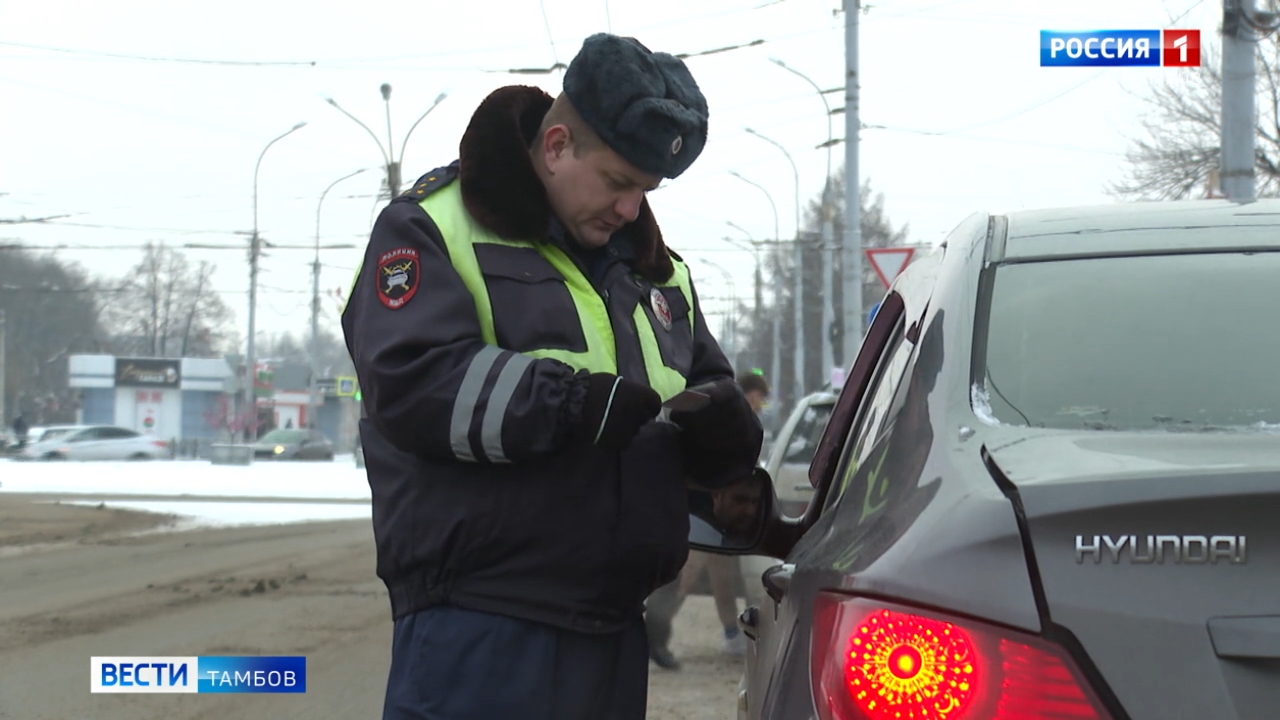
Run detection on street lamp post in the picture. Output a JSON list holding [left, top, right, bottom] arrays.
[[695, 257, 738, 369], [728, 172, 788, 407], [769, 58, 839, 375], [0, 309, 6, 428], [725, 221, 766, 374], [327, 87, 448, 199], [380, 84, 400, 195], [311, 168, 368, 431], [246, 121, 307, 443], [743, 128, 805, 399]]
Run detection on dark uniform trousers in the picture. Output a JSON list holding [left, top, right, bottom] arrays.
[[383, 606, 650, 720]]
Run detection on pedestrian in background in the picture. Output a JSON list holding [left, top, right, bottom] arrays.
[[12, 414, 29, 450]]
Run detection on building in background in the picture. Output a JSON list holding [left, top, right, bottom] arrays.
[[68, 355, 234, 441], [66, 355, 360, 454], [256, 361, 358, 452]]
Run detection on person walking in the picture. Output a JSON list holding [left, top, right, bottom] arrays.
[[343, 33, 763, 720], [11, 414, 29, 450]]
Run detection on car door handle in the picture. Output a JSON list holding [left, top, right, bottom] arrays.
[[738, 606, 759, 640], [763, 563, 795, 604]]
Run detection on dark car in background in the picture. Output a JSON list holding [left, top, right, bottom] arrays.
[[692, 200, 1280, 720], [252, 429, 335, 461]]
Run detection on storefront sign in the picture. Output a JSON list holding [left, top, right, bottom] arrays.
[[115, 358, 181, 388]]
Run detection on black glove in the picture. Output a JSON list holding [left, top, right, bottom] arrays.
[[580, 373, 662, 452], [670, 379, 764, 487]]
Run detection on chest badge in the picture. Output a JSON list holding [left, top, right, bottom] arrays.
[[650, 287, 672, 331]]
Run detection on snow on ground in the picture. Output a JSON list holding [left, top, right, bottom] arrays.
[[0, 457, 371, 528], [59, 499, 370, 527], [0, 457, 369, 499]]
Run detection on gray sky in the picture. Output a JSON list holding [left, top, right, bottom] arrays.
[[0, 0, 1221, 349]]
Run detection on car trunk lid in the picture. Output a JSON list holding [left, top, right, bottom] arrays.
[[986, 430, 1280, 720]]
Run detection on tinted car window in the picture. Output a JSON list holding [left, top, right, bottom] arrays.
[[260, 430, 308, 444], [100, 427, 139, 439], [828, 321, 913, 508], [983, 252, 1280, 430]]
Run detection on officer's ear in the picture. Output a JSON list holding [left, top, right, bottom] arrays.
[[541, 124, 574, 172]]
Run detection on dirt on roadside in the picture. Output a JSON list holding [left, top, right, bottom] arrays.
[[0, 493, 177, 547], [0, 494, 744, 720]]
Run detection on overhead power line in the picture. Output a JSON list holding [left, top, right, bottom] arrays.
[[0, 214, 72, 224], [0, 40, 316, 66]]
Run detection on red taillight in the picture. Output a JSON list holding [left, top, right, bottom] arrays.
[[151, 441, 168, 448], [813, 593, 1112, 720]]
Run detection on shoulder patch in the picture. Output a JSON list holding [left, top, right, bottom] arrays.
[[395, 162, 460, 204], [376, 247, 420, 309]]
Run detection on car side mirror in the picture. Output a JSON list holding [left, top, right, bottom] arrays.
[[687, 466, 779, 555]]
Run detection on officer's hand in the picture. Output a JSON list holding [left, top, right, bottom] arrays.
[[670, 379, 763, 488], [580, 373, 662, 452]]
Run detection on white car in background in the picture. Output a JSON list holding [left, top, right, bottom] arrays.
[[30, 425, 84, 444], [762, 390, 837, 518], [20, 425, 169, 461]]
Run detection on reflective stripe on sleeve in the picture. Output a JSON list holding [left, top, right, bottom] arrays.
[[479, 353, 534, 463], [450, 345, 502, 461]]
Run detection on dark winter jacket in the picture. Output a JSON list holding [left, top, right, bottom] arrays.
[[342, 85, 742, 634]]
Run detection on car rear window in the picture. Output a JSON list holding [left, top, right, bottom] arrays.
[[260, 430, 307, 443], [782, 402, 834, 465], [981, 252, 1280, 430]]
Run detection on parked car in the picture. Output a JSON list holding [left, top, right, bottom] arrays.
[[692, 200, 1280, 720], [31, 425, 84, 444], [20, 425, 167, 461], [252, 428, 335, 461], [764, 391, 837, 519]]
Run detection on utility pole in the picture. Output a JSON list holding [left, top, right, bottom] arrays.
[[246, 122, 307, 443], [0, 309, 6, 426], [842, 0, 865, 365], [820, 180, 836, 377], [1222, 0, 1260, 201]]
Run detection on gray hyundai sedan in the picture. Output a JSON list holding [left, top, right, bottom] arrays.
[[689, 200, 1280, 720]]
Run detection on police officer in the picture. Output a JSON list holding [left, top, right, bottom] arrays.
[[343, 33, 763, 720]]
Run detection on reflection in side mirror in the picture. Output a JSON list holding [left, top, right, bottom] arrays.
[[687, 466, 775, 554]]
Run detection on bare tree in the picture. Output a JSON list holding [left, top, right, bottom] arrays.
[[257, 328, 355, 377], [1113, 40, 1280, 199], [736, 172, 911, 408], [0, 247, 107, 424], [102, 244, 233, 358]]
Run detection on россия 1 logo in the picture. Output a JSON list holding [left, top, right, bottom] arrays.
[[1040, 30, 1201, 67]]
